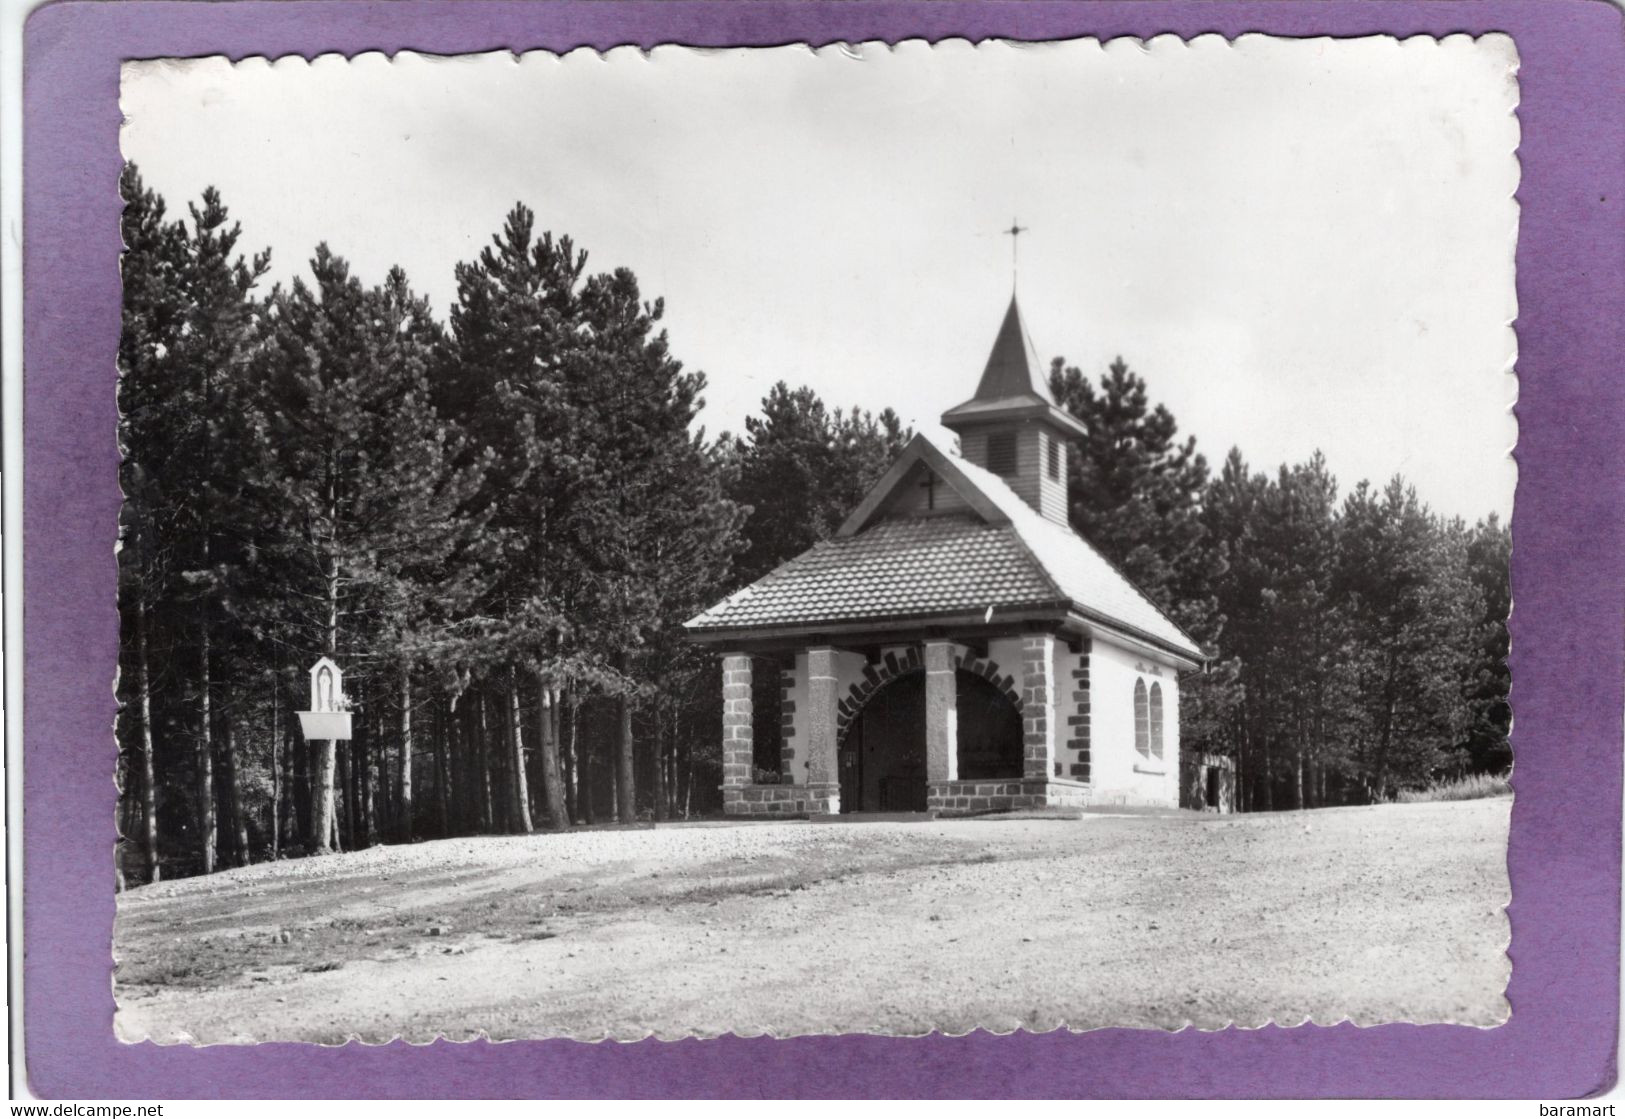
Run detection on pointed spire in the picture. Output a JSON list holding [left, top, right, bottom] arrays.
[[971, 294, 1052, 404]]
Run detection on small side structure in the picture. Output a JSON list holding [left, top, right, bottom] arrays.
[[686, 296, 1207, 816], [1180, 752, 1236, 813]]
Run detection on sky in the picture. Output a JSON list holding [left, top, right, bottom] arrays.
[[122, 35, 1519, 522]]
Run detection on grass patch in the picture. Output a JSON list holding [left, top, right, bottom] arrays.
[[1395, 773, 1511, 803]]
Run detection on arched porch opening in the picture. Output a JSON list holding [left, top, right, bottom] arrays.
[[840, 670, 926, 812], [955, 669, 1024, 779], [838, 665, 1025, 812]]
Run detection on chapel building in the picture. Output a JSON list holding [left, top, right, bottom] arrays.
[[685, 295, 1206, 815]]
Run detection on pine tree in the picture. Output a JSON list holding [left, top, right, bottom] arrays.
[[118, 165, 188, 883], [1460, 515, 1512, 773], [1047, 355, 1241, 766], [440, 204, 591, 829], [244, 247, 488, 853], [1250, 454, 1355, 807], [1048, 356, 1213, 610], [118, 168, 270, 875], [1336, 478, 1477, 798], [558, 262, 743, 822], [730, 382, 909, 583], [443, 204, 745, 825]]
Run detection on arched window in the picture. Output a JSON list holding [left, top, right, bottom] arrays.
[[1149, 681, 1165, 759], [1133, 678, 1149, 756]]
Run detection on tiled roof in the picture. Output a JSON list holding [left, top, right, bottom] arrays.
[[946, 451, 1204, 659], [686, 435, 1205, 662], [686, 516, 1060, 631]]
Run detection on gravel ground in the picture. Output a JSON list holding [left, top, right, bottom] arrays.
[[113, 798, 1511, 1044]]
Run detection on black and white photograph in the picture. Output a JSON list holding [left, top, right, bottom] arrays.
[[111, 35, 1518, 1044]]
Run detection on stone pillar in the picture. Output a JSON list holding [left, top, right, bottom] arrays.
[[721, 654, 753, 811], [924, 640, 958, 782], [805, 646, 839, 788], [1021, 633, 1057, 781]]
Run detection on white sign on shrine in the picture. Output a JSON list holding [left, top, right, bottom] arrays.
[[296, 655, 352, 741]]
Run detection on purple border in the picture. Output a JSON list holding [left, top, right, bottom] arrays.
[[21, 0, 1624, 1099]]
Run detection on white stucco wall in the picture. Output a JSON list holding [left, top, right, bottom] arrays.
[[1088, 636, 1180, 806]]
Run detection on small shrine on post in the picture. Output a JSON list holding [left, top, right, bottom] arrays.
[[685, 295, 1205, 816], [296, 655, 352, 742]]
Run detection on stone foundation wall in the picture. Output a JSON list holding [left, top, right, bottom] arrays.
[[927, 777, 1092, 814], [723, 783, 840, 817]]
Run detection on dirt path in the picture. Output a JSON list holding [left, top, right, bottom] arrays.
[[114, 798, 1511, 1044]]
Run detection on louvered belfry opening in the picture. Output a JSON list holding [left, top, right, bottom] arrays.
[[985, 431, 1018, 477]]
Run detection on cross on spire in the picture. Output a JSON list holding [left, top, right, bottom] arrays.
[[1002, 218, 1029, 290]]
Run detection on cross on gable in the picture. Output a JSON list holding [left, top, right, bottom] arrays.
[[918, 468, 938, 510]]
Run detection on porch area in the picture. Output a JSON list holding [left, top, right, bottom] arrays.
[[720, 633, 1095, 818]]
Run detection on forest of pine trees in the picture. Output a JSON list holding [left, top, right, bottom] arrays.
[[116, 167, 1511, 883]]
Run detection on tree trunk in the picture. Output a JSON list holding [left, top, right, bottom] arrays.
[[1261, 733, 1274, 812], [435, 696, 450, 839], [198, 625, 217, 875], [134, 595, 161, 884], [372, 683, 389, 841], [507, 670, 533, 834], [293, 707, 310, 852], [452, 700, 467, 835], [224, 714, 250, 866], [398, 668, 414, 843], [464, 698, 477, 832], [478, 694, 495, 833], [580, 708, 596, 826], [651, 700, 668, 822], [338, 740, 355, 851], [360, 731, 377, 847], [329, 765, 342, 853], [312, 450, 344, 853], [681, 738, 694, 819], [533, 671, 567, 830], [270, 673, 282, 861], [564, 691, 580, 824], [468, 699, 482, 834], [667, 703, 681, 819], [280, 720, 295, 851], [616, 691, 636, 824]]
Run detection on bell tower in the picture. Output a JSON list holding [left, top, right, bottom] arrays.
[[941, 295, 1086, 526]]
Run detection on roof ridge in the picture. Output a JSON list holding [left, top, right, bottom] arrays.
[[943, 446, 1204, 658], [1025, 505, 1202, 653]]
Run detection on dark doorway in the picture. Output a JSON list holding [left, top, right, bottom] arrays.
[[840, 671, 927, 812], [955, 669, 1023, 779], [1206, 767, 1222, 811]]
